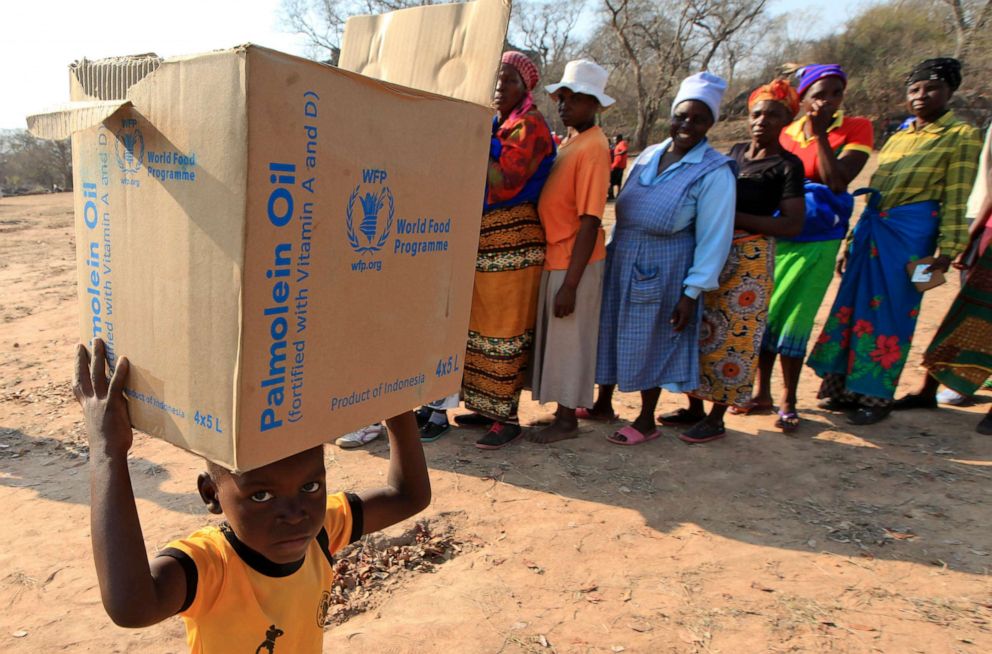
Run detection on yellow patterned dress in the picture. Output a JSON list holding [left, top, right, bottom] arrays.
[[694, 232, 774, 405], [463, 204, 547, 418]]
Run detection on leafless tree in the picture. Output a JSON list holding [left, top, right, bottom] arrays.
[[510, 0, 585, 71], [941, 0, 992, 61], [506, 1, 587, 135], [692, 0, 768, 71], [279, 0, 441, 61], [0, 130, 73, 192], [600, 0, 768, 149]]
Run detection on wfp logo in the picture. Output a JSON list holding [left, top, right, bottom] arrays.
[[346, 169, 394, 255], [114, 119, 144, 173]]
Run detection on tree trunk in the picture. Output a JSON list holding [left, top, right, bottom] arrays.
[[633, 103, 657, 151]]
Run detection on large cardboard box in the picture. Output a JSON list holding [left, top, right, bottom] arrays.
[[28, 1, 509, 471]]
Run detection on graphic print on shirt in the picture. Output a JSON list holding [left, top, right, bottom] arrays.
[[255, 624, 284, 654], [317, 590, 332, 627]]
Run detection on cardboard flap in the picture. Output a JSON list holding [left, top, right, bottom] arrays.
[[26, 100, 132, 140], [339, 0, 510, 106]]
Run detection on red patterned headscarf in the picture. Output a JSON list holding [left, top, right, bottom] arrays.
[[500, 51, 540, 125], [501, 50, 539, 91], [748, 79, 801, 119]]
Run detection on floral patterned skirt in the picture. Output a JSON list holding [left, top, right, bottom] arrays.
[[693, 234, 774, 405], [807, 195, 938, 401]]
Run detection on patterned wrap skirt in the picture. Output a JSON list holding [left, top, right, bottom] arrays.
[[694, 234, 774, 405], [462, 203, 545, 420], [807, 195, 938, 401], [923, 246, 992, 395]]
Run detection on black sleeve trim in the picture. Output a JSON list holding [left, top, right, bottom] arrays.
[[346, 492, 364, 543], [158, 548, 198, 613], [315, 528, 334, 567]]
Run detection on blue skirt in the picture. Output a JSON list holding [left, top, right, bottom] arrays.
[[807, 190, 939, 400]]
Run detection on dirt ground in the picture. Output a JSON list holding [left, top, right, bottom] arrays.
[[1, 190, 990, 654]]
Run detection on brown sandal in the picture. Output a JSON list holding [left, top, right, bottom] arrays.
[[729, 401, 773, 416]]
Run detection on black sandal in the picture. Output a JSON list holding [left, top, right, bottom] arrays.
[[475, 423, 523, 450], [455, 412, 494, 427], [658, 408, 706, 426], [847, 406, 892, 425], [892, 394, 938, 410], [678, 421, 726, 443]]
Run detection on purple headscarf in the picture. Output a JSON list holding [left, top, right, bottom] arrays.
[[796, 64, 847, 98]]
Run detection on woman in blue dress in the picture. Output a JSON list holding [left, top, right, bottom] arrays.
[[581, 72, 737, 444]]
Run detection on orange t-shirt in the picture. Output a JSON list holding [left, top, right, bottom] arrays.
[[159, 492, 359, 654], [537, 126, 610, 270]]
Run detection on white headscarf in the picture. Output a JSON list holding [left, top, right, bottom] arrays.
[[671, 72, 728, 121]]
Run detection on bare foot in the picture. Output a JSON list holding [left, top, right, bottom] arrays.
[[527, 419, 579, 444]]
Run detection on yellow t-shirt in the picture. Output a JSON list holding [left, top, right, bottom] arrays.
[[158, 492, 361, 654], [537, 125, 610, 271]]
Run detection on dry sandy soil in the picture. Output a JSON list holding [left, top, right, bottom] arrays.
[[1, 190, 990, 654]]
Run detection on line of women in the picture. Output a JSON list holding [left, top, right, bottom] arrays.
[[407, 52, 984, 451]]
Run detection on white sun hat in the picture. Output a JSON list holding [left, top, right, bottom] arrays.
[[545, 59, 615, 108]]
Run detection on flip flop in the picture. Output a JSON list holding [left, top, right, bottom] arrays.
[[576, 407, 618, 421], [606, 425, 662, 446], [657, 408, 706, 426], [728, 401, 774, 416], [678, 422, 726, 444], [774, 410, 801, 434]]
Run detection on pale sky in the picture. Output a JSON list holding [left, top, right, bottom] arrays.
[[1, 0, 870, 130]]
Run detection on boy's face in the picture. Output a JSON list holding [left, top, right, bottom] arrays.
[[198, 447, 327, 564], [554, 88, 600, 129]]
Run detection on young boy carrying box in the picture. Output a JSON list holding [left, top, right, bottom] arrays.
[[74, 339, 431, 653]]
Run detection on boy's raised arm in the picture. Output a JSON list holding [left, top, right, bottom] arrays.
[[76, 340, 187, 627], [357, 411, 432, 535]]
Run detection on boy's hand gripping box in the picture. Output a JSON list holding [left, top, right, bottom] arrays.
[[29, 0, 510, 471]]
